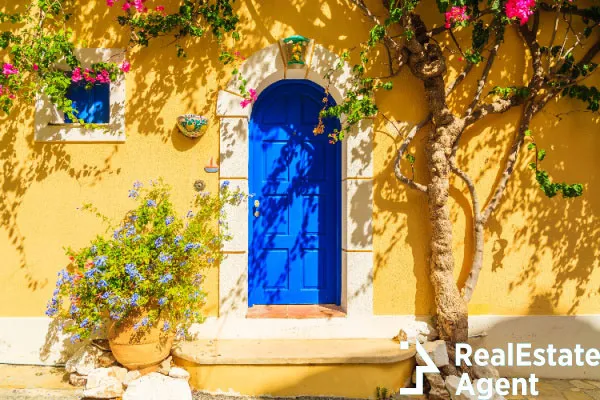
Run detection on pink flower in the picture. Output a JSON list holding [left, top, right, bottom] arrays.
[[3, 63, 19, 75], [248, 88, 258, 102], [106, 0, 116, 5], [240, 98, 252, 108], [122, 2, 131, 11], [155, 5, 164, 12], [119, 60, 131, 73], [96, 69, 111, 83], [240, 88, 258, 108], [444, 6, 470, 29], [132, 0, 146, 12], [71, 67, 83, 82], [33, 64, 39, 71], [505, 0, 536, 25], [458, 56, 464, 62]]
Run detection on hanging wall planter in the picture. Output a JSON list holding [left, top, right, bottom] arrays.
[[282, 35, 310, 67], [177, 114, 208, 138]]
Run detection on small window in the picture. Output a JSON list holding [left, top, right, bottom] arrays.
[[64, 82, 110, 124]]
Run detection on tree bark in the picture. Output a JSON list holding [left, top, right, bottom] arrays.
[[403, 15, 469, 343]]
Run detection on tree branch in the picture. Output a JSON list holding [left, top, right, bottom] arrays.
[[392, 114, 431, 194], [463, 37, 503, 119]]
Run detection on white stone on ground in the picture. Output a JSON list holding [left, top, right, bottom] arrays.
[[158, 356, 173, 375], [83, 367, 126, 398], [123, 372, 192, 400], [123, 370, 142, 387], [68, 373, 87, 387], [168, 367, 190, 380], [65, 344, 105, 375], [98, 351, 117, 368], [416, 340, 449, 368]]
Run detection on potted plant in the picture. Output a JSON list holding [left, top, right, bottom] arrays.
[[46, 179, 244, 370]]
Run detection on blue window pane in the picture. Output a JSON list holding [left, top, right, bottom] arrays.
[[64, 82, 110, 124]]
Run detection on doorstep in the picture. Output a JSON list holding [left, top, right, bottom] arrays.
[[247, 305, 346, 319], [172, 338, 415, 365]]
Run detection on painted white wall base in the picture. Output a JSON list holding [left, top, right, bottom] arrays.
[[3, 315, 600, 380]]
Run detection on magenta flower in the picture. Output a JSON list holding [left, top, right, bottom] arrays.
[[96, 69, 111, 84], [505, 0, 536, 25], [444, 6, 470, 29], [106, 0, 116, 5], [71, 67, 83, 82], [119, 60, 131, 73], [33, 64, 39, 71], [240, 88, 258, 108], [122, 2, 131, 11], [3, 63, 19, 76], [248, 88, 258, 102], [155, 5, 165, 12]]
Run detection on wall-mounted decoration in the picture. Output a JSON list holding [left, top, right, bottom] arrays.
[[282, 35, 310, 66], [193, 179, 206, 192], [204, 157, 219, 173], [177, 114, 208, 138]]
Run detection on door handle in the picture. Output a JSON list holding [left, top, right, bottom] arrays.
[[253, 199, 260, 217]]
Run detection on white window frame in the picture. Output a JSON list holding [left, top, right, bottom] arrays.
[[34, 48, 126, 143]]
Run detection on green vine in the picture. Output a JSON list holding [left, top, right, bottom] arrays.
[[525, 130, 583, 198]]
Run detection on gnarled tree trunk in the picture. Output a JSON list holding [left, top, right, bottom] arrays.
[[403, 15, 469, 344]]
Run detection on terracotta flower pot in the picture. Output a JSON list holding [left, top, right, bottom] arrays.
[[108, 315, 174, 371]]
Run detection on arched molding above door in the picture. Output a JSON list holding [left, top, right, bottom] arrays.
[[216, 41, 374, 319]]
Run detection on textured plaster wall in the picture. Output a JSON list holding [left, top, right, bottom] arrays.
[[0, 0, 598, 318]]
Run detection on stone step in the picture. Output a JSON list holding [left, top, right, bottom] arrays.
[[172, 339, 416, 398], [173, 338, 415, 365]]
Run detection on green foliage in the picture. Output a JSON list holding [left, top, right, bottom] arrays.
[[376, 386, 391, 400], [117, 0, 240, 57], [45, 179, 246, 342], [562, 85, 600, 112], [525, 132, 583, 199], [488, 85, 530, 99]]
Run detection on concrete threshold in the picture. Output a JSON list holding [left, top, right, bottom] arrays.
[[173, 338, 415, 365]]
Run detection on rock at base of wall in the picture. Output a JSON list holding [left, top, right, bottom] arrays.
[[157, 356, 173, 375], [123, 372, 192, 400], [65, 344, 105, 376], [68, 373, 87, 387], [416, 340, 449, 368], [82, 366, 128, 399], [168, 367, 190, 380], [426, 374, 450, 400], [123, 370, 142, 387]]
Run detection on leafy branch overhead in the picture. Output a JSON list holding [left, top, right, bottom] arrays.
[[0, 0, 240, 117]]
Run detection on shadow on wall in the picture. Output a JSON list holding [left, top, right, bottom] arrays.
[[470, 294, 600, 379]]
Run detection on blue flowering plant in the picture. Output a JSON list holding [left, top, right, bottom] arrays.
[[46, 179, 245, 343]]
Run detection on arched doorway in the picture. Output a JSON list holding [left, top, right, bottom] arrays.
[[248, 80, 341, 306]]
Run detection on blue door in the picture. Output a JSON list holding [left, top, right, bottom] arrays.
[[249, 80, 341, 306]]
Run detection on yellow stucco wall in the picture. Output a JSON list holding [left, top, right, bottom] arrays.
[[1, 0, 598, 319]]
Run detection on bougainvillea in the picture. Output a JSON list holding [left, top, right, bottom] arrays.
[[444, 6, 470, 29], [505, 0, 537, 25]]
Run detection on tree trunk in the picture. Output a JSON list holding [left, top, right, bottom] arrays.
[[425, 119, 469, 343], [401, 14, 470, 344]]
